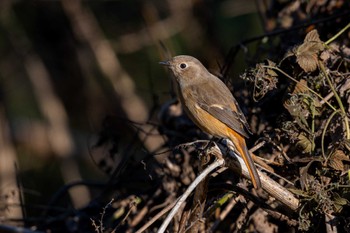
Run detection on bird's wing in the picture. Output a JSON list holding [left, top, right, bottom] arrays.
[[191, 82, 252, 138]]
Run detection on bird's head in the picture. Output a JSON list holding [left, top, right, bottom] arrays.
[[159, 55, 208, 85]]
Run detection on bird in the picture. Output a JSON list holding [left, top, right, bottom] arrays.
[[160, 55, 261, 189]]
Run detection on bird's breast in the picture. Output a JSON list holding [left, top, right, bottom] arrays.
[[180, 88, 229, 138]]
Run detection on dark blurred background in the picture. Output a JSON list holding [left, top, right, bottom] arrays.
[[0, 0, 261, 217]]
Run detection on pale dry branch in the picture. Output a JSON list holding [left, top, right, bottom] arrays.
[[158, 158, 225, 233], [157, 139, 299, 232], [223, 146, 299, 211]]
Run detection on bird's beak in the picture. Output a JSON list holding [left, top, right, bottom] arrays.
[[159, 60, 171, 66]]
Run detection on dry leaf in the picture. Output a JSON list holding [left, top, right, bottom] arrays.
[[344, 139, 350, 152], [304, 29, 322, 43], [283, 79, 310, 118], [328, 150, 350, 171], [333, 192, 349, 213], [293, 79, 309, 94], [293, 29, 324, 72], [296, 133, 313, 154]]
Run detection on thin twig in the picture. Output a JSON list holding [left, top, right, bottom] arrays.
[[157, 158, 225, 233], [209, 195, 240, 232], [135, 202, 176, 233], [233, 201, 255, 232]]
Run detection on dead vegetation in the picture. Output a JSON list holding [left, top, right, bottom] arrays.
[[99, 3, 350, 233]]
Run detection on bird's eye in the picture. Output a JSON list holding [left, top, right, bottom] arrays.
[[180, 63, 187, 69]]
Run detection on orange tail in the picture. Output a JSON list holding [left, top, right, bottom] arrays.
[[228, 133, 261, 189]]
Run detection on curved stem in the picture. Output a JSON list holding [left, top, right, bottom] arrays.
[[319, 62, 350, 139], [311, 97, 316, 155], [321, 110, 340, 161]]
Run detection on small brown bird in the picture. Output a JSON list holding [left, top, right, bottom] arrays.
[[160, 55, 261, 189]]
